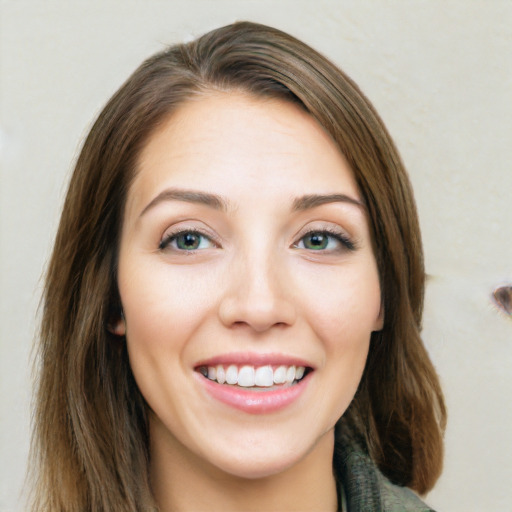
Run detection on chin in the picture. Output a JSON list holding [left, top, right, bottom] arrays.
[[209, 450, 305, 481], [198, 426, 334, 481]]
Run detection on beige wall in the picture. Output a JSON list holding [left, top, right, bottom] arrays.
[[1, 1, 511, 510]]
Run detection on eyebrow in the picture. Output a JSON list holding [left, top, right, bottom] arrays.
[[138, 188, 365, 218], [292, 193, 365, 211], [139, 188, 229, 218]]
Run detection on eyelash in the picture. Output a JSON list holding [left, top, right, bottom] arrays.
[[159, 229, 217, 251], [159, 227, 355, 253], [294, 227, 356, 252]]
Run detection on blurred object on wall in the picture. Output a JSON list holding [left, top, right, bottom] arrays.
[[493, 285, 512, 316]]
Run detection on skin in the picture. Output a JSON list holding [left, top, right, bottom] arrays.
[[114, 92, 383, 511]]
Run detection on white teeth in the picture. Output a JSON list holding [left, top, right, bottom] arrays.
[[254, 365, 274, 387], [204, 364, 307, 386], [286, 366, 296, 383], [238, 366, 255, 387], [273, 365, 286, 384], [216, 365, 226, 384], [207, 366, 217, 381], [226, 365, 238, 385]]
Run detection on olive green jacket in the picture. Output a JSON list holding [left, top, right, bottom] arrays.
[[336, 433, 436, 512]]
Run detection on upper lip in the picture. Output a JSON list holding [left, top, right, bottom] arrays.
[[194, 352, 315, 370]]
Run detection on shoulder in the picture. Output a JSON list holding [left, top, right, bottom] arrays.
[[335, 429, 436, 512], [374, 470, 435, 512]]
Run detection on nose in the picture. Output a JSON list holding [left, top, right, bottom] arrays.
[[218, 250, 297, 332]]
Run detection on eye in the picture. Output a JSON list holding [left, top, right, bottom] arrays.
[[159, 230, 215, 251], [295, 230, 355, 252]]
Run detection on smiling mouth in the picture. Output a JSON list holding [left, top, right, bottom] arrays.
[[196, 364, 310, 389]]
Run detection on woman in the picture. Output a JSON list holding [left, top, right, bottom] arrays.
[[31, 22, 446, 511]]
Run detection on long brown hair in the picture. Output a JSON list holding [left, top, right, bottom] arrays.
[[31, 21, 446, 511]]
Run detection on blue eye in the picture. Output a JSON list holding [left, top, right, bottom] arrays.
[[159, 231, 214, 251], [296, 230, 354, 251]]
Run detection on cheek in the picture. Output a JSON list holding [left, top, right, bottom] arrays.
[[296, 259, 380, 418], [117, 261, 218, 419], [119, 260, 216, 343], [298, 260, 382, 348]]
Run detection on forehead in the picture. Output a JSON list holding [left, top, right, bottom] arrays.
[[126, 92, 360, 217]]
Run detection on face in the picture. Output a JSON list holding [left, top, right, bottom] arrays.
[[115, 92, 383, 479]]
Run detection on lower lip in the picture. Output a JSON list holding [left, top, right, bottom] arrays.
[[198, 373, 311, 414]]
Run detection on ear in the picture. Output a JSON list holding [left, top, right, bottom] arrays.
[[107, 313, 126, 336], [372, 303, 385, 332]]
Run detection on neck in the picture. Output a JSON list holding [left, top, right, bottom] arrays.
[[150, 423, 338, 512]]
